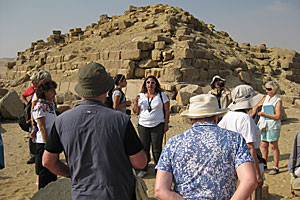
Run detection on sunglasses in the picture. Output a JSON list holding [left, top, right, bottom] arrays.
[[265, 88, 272, 91], [146, 81, 156, 85]]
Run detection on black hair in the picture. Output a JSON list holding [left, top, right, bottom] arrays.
[[140, 75, 163, 93], [114, 74, 125, 86], [36, 80, 57, 100]]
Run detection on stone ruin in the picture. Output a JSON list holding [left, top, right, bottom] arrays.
[[1, 4, 300, 111]]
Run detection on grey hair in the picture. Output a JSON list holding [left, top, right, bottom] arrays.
[[30, 70, 52, 82], [189, 116, 216, 123], [265, 80, 279, 92]]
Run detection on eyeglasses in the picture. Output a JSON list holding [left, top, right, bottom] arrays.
[[146, 81, 156, 85], [265, 88, 272, 91]]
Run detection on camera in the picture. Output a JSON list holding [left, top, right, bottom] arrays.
[[217, 82, 225, 87]]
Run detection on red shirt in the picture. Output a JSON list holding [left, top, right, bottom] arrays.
[[22, 85, 35, 99]]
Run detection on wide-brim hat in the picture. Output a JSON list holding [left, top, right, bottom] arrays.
[[228, 84, 264, 111], [181, 94, 228, 118], [75, 62, 114, 98], [210, 75, 226, 85]]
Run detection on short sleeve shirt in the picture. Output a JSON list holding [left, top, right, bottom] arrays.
[[218, 111, 261, 148], [156, 122, 252, 200], [138, 92, 169, 127], [32, 100, 57, 144], [45, 120, 143, 156], [112, 89, 126, 113]]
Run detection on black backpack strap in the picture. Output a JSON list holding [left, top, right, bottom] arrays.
[[159, 91, 165, 119], [114, 88, 125, 103]]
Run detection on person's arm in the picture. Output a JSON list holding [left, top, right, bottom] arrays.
[[164, 101, 170, 132], [251, 96, 266, 117], [129, 150, 147, 169], [36, 117, 48, 142], [258, 100, 282, 120], [42, 150, 70, 177], [247, 142, 263, 187], [231, 162, 257, 200], [155, 170, 184, 200], [20, 94, 29, 105], [30, 100, 38, 139], [133, 94, 140, 114], [113, 95, 131, 110]]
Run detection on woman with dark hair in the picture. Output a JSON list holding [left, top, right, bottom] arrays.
[[32, 80, 57, 189], [133, 75, 170, 178], [112, 74, 131, 113]]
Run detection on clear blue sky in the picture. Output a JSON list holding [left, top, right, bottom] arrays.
[[0, 0, 299, 58]]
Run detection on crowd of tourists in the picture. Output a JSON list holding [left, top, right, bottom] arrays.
[[11, 62, 288, 199]]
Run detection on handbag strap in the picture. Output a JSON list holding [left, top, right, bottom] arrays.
[[292, 132, 300, 174]]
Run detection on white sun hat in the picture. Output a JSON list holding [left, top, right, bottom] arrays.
[[181, 94, 228, 118]]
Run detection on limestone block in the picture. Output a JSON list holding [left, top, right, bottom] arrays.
[[135, 67, 146, 78], [38, 58, 45, 66], [176, 28, 191, 37], [109, 51, 121, 60], [195, 59, 209, 69], [88, 53, 100, 61], [151, 35, 173, 44], [39, 52, 47, 59], [174, 48, 194, 59], [239, 71, 251, 84], [0, 89, 24, 119], [204, 51, 214, 60], [195, 37, 207, 43], [141, 51, 150, 59], [125, 41, 154, 51], [121, 50, 142, 60], [16, 60, 25, 65], [57, 104, 71, 113], [139, 59, 158, 68], [46, 56, 54, 63], [194, 49, 205, 59], [10, 73, 30, 87], [207, 69, 219, 80], [145, 68, 163, 78], [178, 35, 195, 41], [162, 51, 173, 61], [53, 56, 62, 63], [122, 60, 135, 70], [240, 42, 250, 50], [252, 53, 270, 59], [199, 69, 208, 82], [250, 46, 261, 53], [152, 49, 161, 61], [118, 20, 132, 29], [171, 105, 184, 113], [219, 70, 231, 79], [5, 61, 16, 69], [176, 41, 194, 49], [56, 93, 64, 104], [64, 54, 76, 62], [155, 41, 165, 50], [103, 60, 122, 69], [161, 83, 175, 91], [291, 62, 300, 69], [181, 68, 202, 83], [176, 85, 203, 106], [160, 68, 182, 82], [280, 95, 297, 104], [118, 69, 134, 79], [174, 59, 192, 68]]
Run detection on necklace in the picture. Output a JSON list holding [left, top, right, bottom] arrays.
[[147, 96, 154, 112]]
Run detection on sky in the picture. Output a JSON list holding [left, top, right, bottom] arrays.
[[0, 0, 299, 58]]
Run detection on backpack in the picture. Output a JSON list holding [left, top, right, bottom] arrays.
[[105, 88, 124, 109], [18, 100, 33, 132]]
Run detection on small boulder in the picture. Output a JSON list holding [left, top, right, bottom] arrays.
[[0, 89, 24, 119]]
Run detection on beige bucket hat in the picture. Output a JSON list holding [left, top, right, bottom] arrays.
[[228, 85, 264, 111], [210, 75, 226, 85], [181, 94, 228, 118]]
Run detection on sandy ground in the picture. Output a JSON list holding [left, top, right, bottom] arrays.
[[0, 101, 300, 199]]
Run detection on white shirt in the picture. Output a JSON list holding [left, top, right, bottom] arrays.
[[218, 111, 261, 149], [112, 89, 126, 113], [138, 92, 169, 127], [32, 100, 57, 144]]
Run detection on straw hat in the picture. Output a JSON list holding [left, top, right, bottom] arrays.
[[74, 62, 114, 98], [181, 94, 228, 118], [228, 85, 264, 111]]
